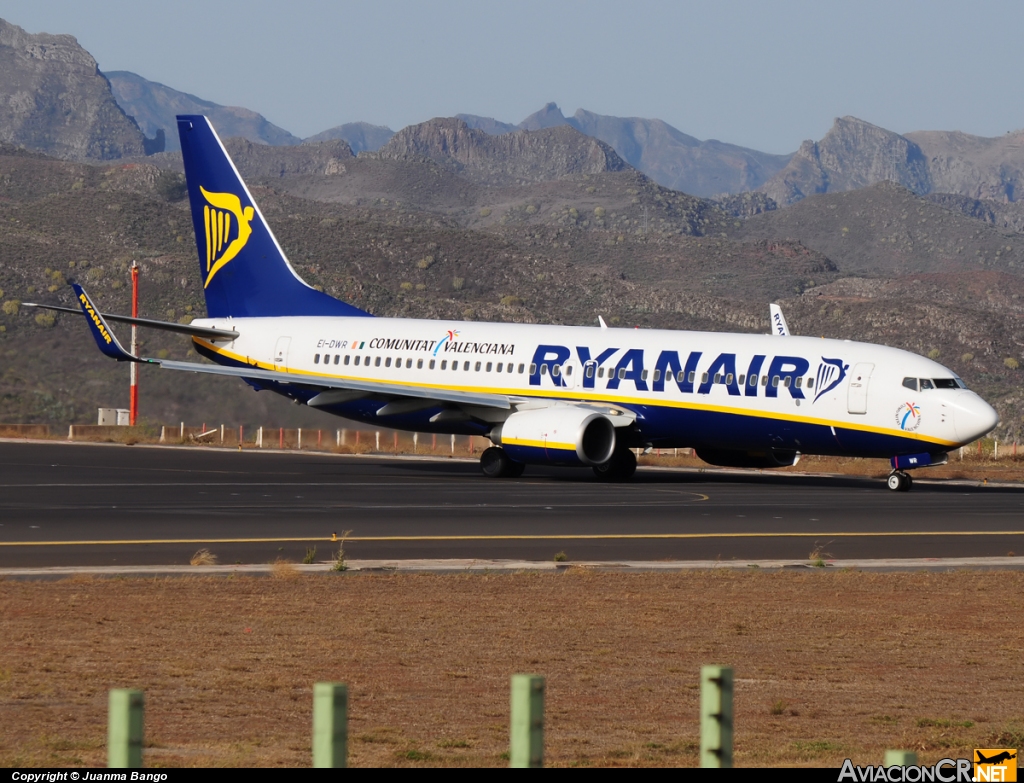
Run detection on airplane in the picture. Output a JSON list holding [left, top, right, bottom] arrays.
[[26, 114, 1000, 490], [976, 751, 1016, 765]]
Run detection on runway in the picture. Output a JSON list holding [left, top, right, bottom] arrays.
[[1, 440, 1023, 567]]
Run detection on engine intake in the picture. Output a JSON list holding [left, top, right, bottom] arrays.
[[494, 407, 616, 466]]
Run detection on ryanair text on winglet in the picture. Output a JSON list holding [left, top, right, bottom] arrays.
[[79, 293, 112, 345]]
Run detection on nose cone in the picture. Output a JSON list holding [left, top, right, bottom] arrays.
[[952, 391, 999, 444]]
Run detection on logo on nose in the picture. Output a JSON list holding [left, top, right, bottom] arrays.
[[896, 402, 922, 431]]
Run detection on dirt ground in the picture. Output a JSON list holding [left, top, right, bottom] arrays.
[[1, 570, 1022, 767]]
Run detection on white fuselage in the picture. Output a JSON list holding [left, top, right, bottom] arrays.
[[191, 315, 998, 457]]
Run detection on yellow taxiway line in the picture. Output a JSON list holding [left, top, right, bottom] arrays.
[[2, 530, 1024, 546]]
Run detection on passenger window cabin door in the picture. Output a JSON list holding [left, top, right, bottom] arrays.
[[274, 336, 291, 370], [847, 362, 874, 414]]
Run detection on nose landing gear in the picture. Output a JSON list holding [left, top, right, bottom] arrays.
[[887, 471, 913, 492]]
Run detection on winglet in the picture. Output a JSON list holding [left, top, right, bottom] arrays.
[[769, 303, 790, 336], [71, 283, 142, 362], [598, 315, 608, 330]]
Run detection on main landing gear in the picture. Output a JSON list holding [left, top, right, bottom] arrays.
[[480, 447, 526, 478], [593, 448, 637, 482], [887, 471, 913, 492]]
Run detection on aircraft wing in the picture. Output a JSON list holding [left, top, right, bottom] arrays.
[[156, 358, 511, 409]]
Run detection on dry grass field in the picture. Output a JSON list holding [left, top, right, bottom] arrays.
[[1, 570, 1023, 767]]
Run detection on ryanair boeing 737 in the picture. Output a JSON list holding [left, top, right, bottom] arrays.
[[28, 115, 1000, 490]]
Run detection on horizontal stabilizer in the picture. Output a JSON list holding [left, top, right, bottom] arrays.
[[23, 301, 239, 341]]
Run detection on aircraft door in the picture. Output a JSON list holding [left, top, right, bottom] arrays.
[[847, 362, 874, 414], [562, 359, 580, 390], [274, 336, 291, 369]]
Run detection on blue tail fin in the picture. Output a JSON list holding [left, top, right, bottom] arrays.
[[176, 115, 371, 319]]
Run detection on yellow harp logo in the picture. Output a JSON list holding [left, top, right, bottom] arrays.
[[200, 186, 255, 287]]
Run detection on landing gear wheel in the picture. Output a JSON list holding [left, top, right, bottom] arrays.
[[480, 447, 524, 478], [593, 448, 638, 482], [887, 471, 911, 492]]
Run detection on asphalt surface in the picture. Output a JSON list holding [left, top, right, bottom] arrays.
[[1, 440, 1023, 567]]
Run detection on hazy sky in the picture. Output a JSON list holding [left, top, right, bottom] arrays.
[[5, 0, 1024, 153]]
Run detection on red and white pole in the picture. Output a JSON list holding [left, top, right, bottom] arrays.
[[129, 260, 139, 426]]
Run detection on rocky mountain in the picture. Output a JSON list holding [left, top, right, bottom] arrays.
[[569, 108, 792, 199], [926, 193, 1024, 234], [760, 116, 1024, 207], [370, 117, 629, 187], [106, 70, 301, 152], [759, 117, 931, 207], [303, 121, 394, 153], [0, 19, 152, 160], [222, 137, 353, 179], [461, 102, 792, 198], [455, 114, 517, 135], [738, 180, 1024, 278], [2, 142, 1024, 438], [908, 128, 1024, 202]]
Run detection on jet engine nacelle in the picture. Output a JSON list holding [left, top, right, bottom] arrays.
[[695, 447, 801, 469], [493, 407, 616, 467]]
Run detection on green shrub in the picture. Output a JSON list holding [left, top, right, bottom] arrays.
[[500, 295, 521, 306], [479, 207, 492, 217], [2, 300, 20, 316], [594, 207, 606, 218], [417, 256, 435, 269], [452, 277, 464, 291], [155, 170, 187, 202], [927, 348, 941, 360], [1005, 357, 1019, 370], [399, 282, 413, 291], [961, 353, 974, 362], [34, 312, 56, 328]]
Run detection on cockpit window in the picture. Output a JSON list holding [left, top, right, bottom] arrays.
[[933, 378, 958, 389], [920, 379, 935, 390], [902, 377, 918, 391]]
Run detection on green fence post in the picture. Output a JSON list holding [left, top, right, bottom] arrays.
[[510, 674, 544, 768], [700, 665, 733, 768], [313, 682, 348, 768], [108, 689, 144, 768], [885, 750, 917, 767]]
